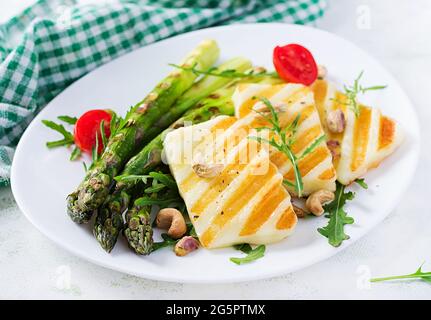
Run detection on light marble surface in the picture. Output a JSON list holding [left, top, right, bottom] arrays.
[[1, 0, 431, 299]]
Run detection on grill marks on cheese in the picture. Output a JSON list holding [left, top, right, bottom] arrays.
[[164, 116, 297, 248], [275, 206, 297, 230], [236, 84, 286, 118], [311, 79, 404, 185], [232, 83, 336, 195], [291, 124, 321, 154], [284, 146, 330, 180], [201, 160, 278, 246], [190, 140, 255, 218], [318, 167, 336, 180], [239, 178, 287, 236], [181, 120, 253, 195], [351, 107, 372, 171], [378, 116, 396, 150]]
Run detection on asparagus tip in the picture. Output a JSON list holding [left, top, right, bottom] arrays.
[[124, 209, 153, 255]]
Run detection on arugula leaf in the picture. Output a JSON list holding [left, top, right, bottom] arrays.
[[134, 194, 182, 208], [57, 115, 77, 125], [248, 97, 315, 197], [317, 181, 355, 247], [336, 71, 387, 117], [42, 120, 73, 138], [355, 178, 368, 189], [152, 222, 199, 252], [282, 179, 296, 188], [149, 172, 177, 190], [115, 172, 177, 191], [46, 139, 73, 148], [233, 243, 252, 254], [91, 119, 109, 166], [230, 244, 266, 265], [116, 105, 139, 133], [70, 146, 81, 161], [134, 182, 183, 209], [99, 120, 108, 148], [152, 233, 178, 252], [114, 174, 151, 184], [105, 108, 135, 138], [42, 120, 74, 148], [298, 134, 326, 160], [169, 63, 279, 80], [371, 263, 431, 284], [108, 111, 120, 137], [91, 133, 99, 165]]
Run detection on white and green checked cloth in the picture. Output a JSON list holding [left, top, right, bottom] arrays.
[[0, 0, 326, 187]]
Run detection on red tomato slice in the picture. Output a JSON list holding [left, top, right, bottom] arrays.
[[74, 109, 112, 154], [273, 44, 318, 86]]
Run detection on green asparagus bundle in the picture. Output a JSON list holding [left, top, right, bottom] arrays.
[[93, 59, 251, 252], [67, 40, 220, 224], [94, 84, 237, 253], [123, 201, 153, 255], [124, 170, 180, 255]]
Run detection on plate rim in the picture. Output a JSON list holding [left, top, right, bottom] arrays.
[[11, 22, 421, 283]]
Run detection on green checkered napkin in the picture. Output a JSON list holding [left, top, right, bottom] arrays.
[[0, 0, 326, 187]]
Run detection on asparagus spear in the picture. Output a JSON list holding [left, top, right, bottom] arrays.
[[125, 184, 182, 256], [92, 58, 251, 252], [94, 85, 236, 252], [67, 40, 220, 223], [122, 200, 153, 255], [141, 56, 252, 140]]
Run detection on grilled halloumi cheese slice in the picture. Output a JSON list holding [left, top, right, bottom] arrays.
[[164, 116, 297, 249], [232, 83, 336, 196], [312, 79, 404, 185]]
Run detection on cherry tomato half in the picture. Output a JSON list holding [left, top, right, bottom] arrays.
[[74, 109, 112, 154], [273, 44, 318, 86]]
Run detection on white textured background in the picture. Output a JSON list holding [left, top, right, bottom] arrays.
[[1, 0, 430, 299]]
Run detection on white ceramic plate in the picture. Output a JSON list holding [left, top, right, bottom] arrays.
[[11, 23, 420, 283]]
